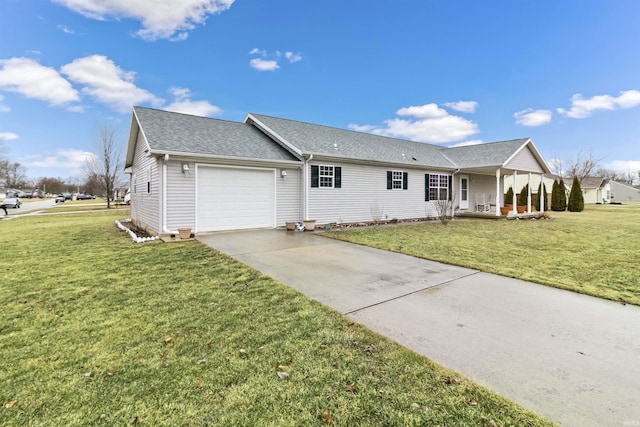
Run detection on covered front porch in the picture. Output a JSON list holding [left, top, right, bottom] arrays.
[[449, 138, 552, 218]]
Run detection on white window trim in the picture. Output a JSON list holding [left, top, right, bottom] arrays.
[[319, 165, 335, 188]]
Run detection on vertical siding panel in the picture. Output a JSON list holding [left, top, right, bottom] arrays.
[[505, 147, 544, 172]]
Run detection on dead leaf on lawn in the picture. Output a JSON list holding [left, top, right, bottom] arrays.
[[363, 344, 375, 354], [466, 398, 478, 406], [194, 381, 204, 388], [164, 337, 172, 344], [83, 372, 93, 377], [277, 365, 290, 372], [321, 409, 332, 424], [196, 359, 207, 365], [443, 376, 461, 385], [4, 400, 17, 409], [345, 383, 356, 394], [276, 371, 289, 380]]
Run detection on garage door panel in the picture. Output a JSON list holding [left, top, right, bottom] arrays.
[[197, 167, 275, 232]]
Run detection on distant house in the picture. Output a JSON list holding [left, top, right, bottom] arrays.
[[125, 107, 551, 235], [578, 176, 612, 204], [610, 181, 640, 203]]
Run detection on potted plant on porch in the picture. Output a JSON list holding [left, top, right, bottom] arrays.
[[501, 187, 514, 215], [517, 185, 529, 213]]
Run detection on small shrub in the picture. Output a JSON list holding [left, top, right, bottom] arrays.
[[518, 184, 529, 208]]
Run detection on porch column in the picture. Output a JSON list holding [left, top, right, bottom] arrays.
[[527, 172, 532, 213], [540, 174, 545, 212], [512, 171, 517, 214], [495, 168, 501, 216]]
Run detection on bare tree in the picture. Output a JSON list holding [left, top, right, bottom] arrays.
[[564, 149, 604, 183], [84, 125, 124, 208], [0, 160, 28, 188]]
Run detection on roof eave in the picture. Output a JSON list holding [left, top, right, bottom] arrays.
[[148, 149, 303, 166]]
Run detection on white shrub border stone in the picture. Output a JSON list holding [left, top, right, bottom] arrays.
[[115, 219, 159, 243]]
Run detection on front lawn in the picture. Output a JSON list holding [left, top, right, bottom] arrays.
[[0, 211, 551, 426], [327, 204, 640, 306]]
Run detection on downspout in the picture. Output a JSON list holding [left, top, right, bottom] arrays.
[[303, 154, 313, 221], [162, 154, 173, 235]]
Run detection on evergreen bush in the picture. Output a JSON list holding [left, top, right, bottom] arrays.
[[558, 178, 567, 211], [518, 184, 529, 208], [568, 176, 584, 212], [505, 186, 514, 206]]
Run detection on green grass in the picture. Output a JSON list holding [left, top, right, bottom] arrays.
[[327, 204, 640, 306], [0, 211, 551, 426]]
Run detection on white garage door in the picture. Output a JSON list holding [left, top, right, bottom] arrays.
[[197, 166, 275, 232]]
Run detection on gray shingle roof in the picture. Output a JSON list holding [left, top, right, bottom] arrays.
[[248, 113, 456, 169], [134, 107, 298, 162], [442, 139, 530, 168]]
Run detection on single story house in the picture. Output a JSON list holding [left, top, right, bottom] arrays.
[[125, 107, 551, 235], [579, 176, 612, 204], [610, 180, 640, 203]]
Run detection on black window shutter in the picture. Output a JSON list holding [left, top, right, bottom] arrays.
[[334, 167, 341, 188], [425, 174, 430, 201], [387, 171, 392, 189], [311, 165, 319, 188], [403, 172, 408, 190], [448, 175, 453, 200]]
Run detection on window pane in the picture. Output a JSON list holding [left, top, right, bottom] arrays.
[[429, 188, 438, 200]]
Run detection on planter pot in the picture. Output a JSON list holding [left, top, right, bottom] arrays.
[[517, 206, 526, 214], [500, 207, 511, 215], [303, 220, 316, 231], [285, 221, 296, 231], [177, 228, 192, 239]]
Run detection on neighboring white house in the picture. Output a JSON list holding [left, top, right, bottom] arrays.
[[125, 107, 551, 235], [610, 181, 640, 203], [577, 176, 612, 204]]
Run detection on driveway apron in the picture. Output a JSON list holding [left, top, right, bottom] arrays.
[[198, 229, 640, 427]]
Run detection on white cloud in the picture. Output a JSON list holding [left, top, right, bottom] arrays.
[[285, 52, 302, 63], [604, 160, 640, 173], [249, 48, 266, 56], [164, 87, 222, 117], [0, 57, 80, 106], [351, 103, 479, 144], [53, 0, 234, 41], [61, 54, 162, 113], [57, 24, 75, 34], [23, 148, 94, 176], [249, 58, 279, 72], [397, 103, 448, 118], [249, 48, 302, 71], [444, 101, 478, 113], [557, 89, 640, 119], [0, 132, 19, 141], [514, 108, 553, 126]]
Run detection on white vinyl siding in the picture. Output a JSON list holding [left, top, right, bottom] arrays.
[[276, 168, 302, 224], [166, 161, 196, 231], [308, 161, 446, 224], [505, 147, 545, 173], [130, 131, 161, 234]]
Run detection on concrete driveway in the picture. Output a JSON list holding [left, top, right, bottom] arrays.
[[198, 229, 640, 427]]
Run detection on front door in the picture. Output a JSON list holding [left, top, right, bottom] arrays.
[[460, 175, 469, 209]]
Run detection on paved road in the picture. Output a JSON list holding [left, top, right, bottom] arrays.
[[1, 198, 55, 216], [198, 229, 640, 427]]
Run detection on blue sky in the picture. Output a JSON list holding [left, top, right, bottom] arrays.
[[1, 0, 639, 181]]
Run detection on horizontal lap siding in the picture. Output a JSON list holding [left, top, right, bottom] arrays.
[[167, 161, 196, 231], [276, 167, 302, 225], [308, 162, 436, 224], [131, 132, 161, 234], [506, 147, 544, 173]]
